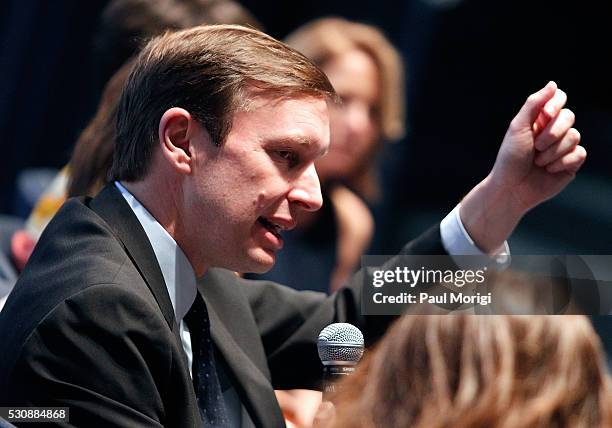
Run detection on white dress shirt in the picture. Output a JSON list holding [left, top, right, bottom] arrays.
[[441, 204, 511, 269], [115, 181, 197, 376]]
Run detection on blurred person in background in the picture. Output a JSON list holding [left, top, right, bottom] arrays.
[[0, 58, 137, 312], [66, 60, 135, 199], [250, 18, 405, 293], [0, 170, 67, 310], [93, 0, 262, 96], [327, 283, 612, 427]]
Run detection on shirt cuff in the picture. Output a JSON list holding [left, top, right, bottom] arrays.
[[440, 204, 511, 270]]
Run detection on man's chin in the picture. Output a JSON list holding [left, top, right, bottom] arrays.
[[242, 248, 276, 274]]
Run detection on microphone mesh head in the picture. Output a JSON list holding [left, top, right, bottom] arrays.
[[317, 323, 364, 365]]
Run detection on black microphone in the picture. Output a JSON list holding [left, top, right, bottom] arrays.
[[317, 323, 364, 400]]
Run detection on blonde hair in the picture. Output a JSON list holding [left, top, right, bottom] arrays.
[[285, 18, 405, 201], [333, 314, 612, 427], [286, 17, 405, 142]]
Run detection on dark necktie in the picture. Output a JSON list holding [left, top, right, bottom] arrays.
[[184, 292, 229, 427]]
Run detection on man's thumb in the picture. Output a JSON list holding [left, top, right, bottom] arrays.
[[513, 81, 557, 128]]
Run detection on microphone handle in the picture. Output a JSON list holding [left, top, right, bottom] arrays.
[[322, 365, 356, 401]]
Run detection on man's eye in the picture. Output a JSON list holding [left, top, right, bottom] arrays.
[[275, 150, 298, 166]]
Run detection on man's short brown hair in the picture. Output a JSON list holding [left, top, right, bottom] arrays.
[[111, 24, 337, 181]]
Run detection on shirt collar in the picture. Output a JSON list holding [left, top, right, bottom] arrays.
[[114, 181, 196, 323]]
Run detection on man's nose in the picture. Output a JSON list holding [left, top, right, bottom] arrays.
[[288, 164, 323, 212]]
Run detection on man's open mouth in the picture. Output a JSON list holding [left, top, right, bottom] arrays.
[[257, 217, 282, 238]]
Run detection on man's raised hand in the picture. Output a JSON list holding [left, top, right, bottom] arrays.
[[460, 82, 586, 254], [490, 81, 586, 212]]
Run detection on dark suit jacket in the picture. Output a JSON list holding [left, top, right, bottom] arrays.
[[0, 185, 445, 427]]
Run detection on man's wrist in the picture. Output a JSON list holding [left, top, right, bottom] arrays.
[[484, 173, 529, 219], [459, 174, 526, 254], [440, 204, 511, 270], [487, 170, 535, 215]]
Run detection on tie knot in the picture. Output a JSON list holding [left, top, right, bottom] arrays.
[[184, 292, 210, 335]]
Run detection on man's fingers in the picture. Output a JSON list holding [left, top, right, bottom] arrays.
[[535, 128, 580, 167], [546, 145, 587, 173], [534, 108, 576, 151], [511, 81, 557, 130], [532, 89, 567, 135]]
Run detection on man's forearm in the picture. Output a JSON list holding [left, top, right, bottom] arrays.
[[459, 174, 526, 254]]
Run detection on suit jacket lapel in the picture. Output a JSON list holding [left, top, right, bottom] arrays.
[[200, 274, 285, 427], [89, 184, 177, 332]]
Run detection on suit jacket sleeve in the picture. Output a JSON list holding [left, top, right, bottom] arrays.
[[241, 225, 446, 390]]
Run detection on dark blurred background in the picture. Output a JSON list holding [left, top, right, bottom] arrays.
[[1, 0, 610, 254]]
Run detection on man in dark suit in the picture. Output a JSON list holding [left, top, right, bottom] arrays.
[[0, 25, 585, 427]]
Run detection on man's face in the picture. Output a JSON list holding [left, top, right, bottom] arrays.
[[183, 94, 330, 274]]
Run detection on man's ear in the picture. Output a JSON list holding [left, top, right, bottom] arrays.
[[158, 107, 197, 175]]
